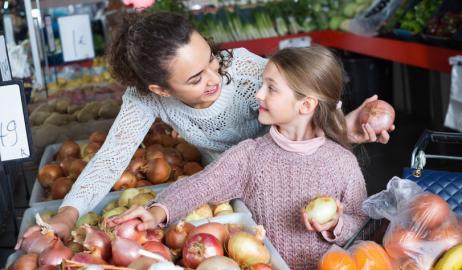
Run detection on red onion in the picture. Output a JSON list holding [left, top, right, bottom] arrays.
[[11, 253, 38, 270], [196, 256, 240, 270], [112, 237, 142, 267], [188, 222, 229, 244], [82, 225, 112, 260], [146, 228, 165, 242], [114, 219, 148, 244], [39, 238, 73, 266], [182, 233, 224, 268], [71, 252, 108, 265], [20, 231, 56, 254], [142, 241, 172, 261], [165, 221, 195, 249], [358, 100, 395, 134]]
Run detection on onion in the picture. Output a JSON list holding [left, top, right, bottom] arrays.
[[383, 227, 422, 260], [71, 252, 108, 265], [410, 193, 450, 230], [128, 256, 160, 270], [185, 204, 213, 222], [156, 134, 177, 148], [118, 188, 140, 207], [183, 162, 203, 176], [248, 263, 273, 270], [20, 231, 56, 254], [50, 176, 74, 199], [305, 196, 338, 225], [142, 241, 172, 261], [136, 180, 152, 187], [227, 224, 244, 238], [131, 193, 156, 207], [68, 159, 86, 178], [146, 228, 165, 243], [58, 140, 81, 160], [39, 238, 73, 266], [128, 158, 147, 179], [67, 241, 84, 254], [111, 237, 142, 267], [113, 171, 137, 191], [188, 222, 229, 244], [176, 142, 201, 162], [114, 219, 148, 244], [36, 266, 57, 270], [182, 233, 224, 268], [84, 142, 101, 157], [227, 227, 270, 266], [134, 148, 146, 159], [11, 253, 38, 270], [145, 145, 165, 161], [143, 158, 171, 184], [163, 148, 183, 166], [358, 100, 395, 134], [170, 165, 184, 181], [165, 221, 195, 249], [197, 256, 240, 270], [38, 164, 64, 189], [89, 131, 107, 145], [82, 225, 112, 260], [59, 157, 76, 176]]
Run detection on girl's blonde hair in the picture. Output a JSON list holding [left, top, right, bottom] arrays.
[[270, 46, 350, 149]]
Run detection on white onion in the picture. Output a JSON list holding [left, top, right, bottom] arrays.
[[305, 196, 338, 225]]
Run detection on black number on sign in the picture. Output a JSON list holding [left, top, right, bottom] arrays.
[[7, 120, 17, 146], [0, 120, 18, 147]]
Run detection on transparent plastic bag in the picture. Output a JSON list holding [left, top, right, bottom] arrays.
[[350, 0, 404, 36], [362, 177, 462, 269]]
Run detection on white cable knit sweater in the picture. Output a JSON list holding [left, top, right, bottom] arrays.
[[61, 48, 270, 216]]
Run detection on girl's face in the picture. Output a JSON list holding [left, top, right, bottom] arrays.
[[256, 62, 306, 126], [165, 31, 221, 109]]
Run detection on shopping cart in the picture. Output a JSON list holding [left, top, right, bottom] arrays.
[[345, 130, 462, 248]]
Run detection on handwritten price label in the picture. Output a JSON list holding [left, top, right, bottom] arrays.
[[0, 83, 31, 161]]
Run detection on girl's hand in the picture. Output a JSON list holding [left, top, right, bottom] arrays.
[[301, 200, 344, 233], [107, 205, 166, 231], [15, 206, 78, 250], [346, 95, 395, 144]]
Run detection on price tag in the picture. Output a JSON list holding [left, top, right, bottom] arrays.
[[0, 35, 12, 81], [58, 14, 95, 62], [0, 81, 33, 162], [278, 36, 312, 50]]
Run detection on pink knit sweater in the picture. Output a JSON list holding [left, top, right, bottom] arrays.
[[156, 134, 367, 269]]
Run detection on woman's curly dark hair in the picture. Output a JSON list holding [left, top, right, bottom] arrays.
[[107, 11, 233, 94]]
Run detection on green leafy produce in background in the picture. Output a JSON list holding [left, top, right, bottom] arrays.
[[400, 0, 443, 33]]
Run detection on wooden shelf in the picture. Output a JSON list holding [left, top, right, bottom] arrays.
[[220, 30, 462, 74]]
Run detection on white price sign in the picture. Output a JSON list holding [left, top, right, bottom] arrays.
[[0, 35, 12, 81], [0, 81, 32, 162], [58, 14, 95, 62], [279, 36, 312, 50]]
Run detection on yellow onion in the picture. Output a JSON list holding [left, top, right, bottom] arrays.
[[227, 226, 270, 266]]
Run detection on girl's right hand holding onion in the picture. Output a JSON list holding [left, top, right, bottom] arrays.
[[107, 205, 167, 231], [15, 206, 78, 250]]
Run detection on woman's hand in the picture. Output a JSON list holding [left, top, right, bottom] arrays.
[[301, 200, 344, 233], [346, 95, 395, 144], [15, 206, 78, 250], [107, 205, 167, 231]]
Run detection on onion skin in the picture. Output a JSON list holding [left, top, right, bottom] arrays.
[[38, 238, 73, 266], [145, 145, 165, 161], [11, 253, 38, 270], [146, 228, 165, 243], [182, 233, 224, 268], [134, 148, 146, 159], [305, 196, 338, 225], [176, 142, 201, 162], [248, 263, 273, 270], [142, 241, 172, 261], [20, 231, 56, 254], [163, 148, 183, 167], [358, 100, 395, 134], [114, 219, 147, 244], [113, 171, 137, 191], [89, 131, 107, 145], [197, 256, 240, 270], [165, 221, 195, 249], [410, 193, 450, 230], [128, 256, 160, 270], [183, 162, 203, 176], [82, 225, 112, 260], [38, 164, 64, 189], [58, 140, 81, 160], [128, 158, 146, 180], [36, 266, 56, 270], [68, 159, 86, 178], [59, 157, 76, 176], [71, 252, 108, 265], [111, 237, 142, 267], [228, 232, 270, 266], [143, 158, 171, 184], [84, 142, 101, 157], [188, 222, 229, 245], [136, 180, 152, 187]]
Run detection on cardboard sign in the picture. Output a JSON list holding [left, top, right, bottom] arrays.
[[0, 36, 12, 81], [0, 81, 32, 162], [58, 14, 95, 62]]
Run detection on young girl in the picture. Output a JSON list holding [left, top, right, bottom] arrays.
[[18, 11, 385, 246], [111, 46, 368, 269]]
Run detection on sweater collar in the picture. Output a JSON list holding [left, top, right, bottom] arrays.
[[269, 125, 326, 155]]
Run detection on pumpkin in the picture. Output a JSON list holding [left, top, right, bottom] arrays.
[[351, 241, 393, 270], [318, 250, 356, 270]]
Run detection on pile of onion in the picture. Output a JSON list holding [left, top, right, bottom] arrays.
[[358, 100, 395, 134]]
